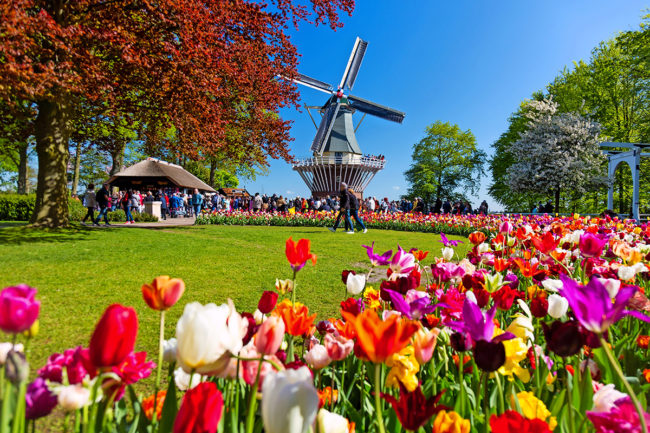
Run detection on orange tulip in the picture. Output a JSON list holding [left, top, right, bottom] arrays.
[[342, 309, 419, 364], [285, 237, 317, 271], [143, 390, 166, 421], [274, 299, 316, 336], [412, 249, 429, 262], [468, 231, 486, 245], [141, 276, 185, 311]]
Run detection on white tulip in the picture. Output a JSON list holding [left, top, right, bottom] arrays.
[[262, 367, 319, 433], [464, 291, 477, 305], [317, 408, 352, 433], [542, 279, 563, 292], [253, 309, 265, 325], [304, 344, 331, 370], [162, 338, 177, 364], [441, 247, 454, 261], [176, 299, 248, 375], [618, 266, 636, 282], [57, 385, 91, 411], [0, 343, 23, 364], [547, 294, 569, 318], [173, 367, 203, 391], [477, 243, 490, 254], [592, 384, 627, 413], [597, 278, 621, 298], [346, 274, 366, 296]]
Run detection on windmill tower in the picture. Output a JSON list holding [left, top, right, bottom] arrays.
[[289, 37, 405, 199]]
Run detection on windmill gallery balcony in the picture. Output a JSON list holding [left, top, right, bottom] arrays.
[[292, 154, 386, 198]]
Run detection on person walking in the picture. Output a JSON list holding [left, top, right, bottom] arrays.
[[82, 183, 98, 225], [329, 182, 354, 234], [348, 188, 367, 233], [158, 190, 168, 220], [94, 183, 111, 226], [191, 188, 204, 217], [123, 189, 136, 224]]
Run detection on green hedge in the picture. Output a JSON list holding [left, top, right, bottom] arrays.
[[0, 194, 158, 223]]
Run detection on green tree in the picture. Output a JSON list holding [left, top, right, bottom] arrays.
[[405, 121, 485, 206]]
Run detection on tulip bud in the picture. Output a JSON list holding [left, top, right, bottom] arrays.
[[0, 285, 40, 334], [473, 340, 506, 372], [304, 344, 331, 370], [441, 247, 454, 261], [317, 408, 353, 433], [542, 320, 583, 357], [316, 320, 335, 335], [346, 274, 366, 296], [255, 316, 285, 355], [323, 333, 353, 361], [89, 304, 138, 368], [0, 343, 23, 365], [530, 297, 548, 318], [57, 385, 91, 411], [412, 328, 440, 364], [450, 332, 470, 352], [24, 320, 39, 339], [547, 294, 568, 319], [262, 367, 319, 433], [5, 350, 29, 384], [258, 291, 279, 314], [275, 279, 294, 294], [173, 382, 224, 433], [162, 338, 177, 364], [141, 276, 185, 311]]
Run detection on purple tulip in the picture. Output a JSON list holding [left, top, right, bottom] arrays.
[[0, 285, 40, 334], [578, 232, 608, 258], [383, 289, 442, 320], [439, 233, 463, 247], [362, 242, 393, 266], [448, 299, 515, 345], [25, 378, 57, 420], [559, 274, 650, 334]]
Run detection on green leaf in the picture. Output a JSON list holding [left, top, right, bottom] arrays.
[[159, 372, 179, 433]]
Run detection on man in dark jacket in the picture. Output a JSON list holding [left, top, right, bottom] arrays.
[[94, 183, 111, 226], [347, 188, 367, 233], [329, 183, 353, 233]]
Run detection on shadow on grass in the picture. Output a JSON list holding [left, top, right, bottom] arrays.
[[0, 224, 118, 245]]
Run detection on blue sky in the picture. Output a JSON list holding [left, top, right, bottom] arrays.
[[243, 0, 649, 210]]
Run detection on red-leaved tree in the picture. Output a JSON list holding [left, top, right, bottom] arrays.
[[0, 0, 354, 227]]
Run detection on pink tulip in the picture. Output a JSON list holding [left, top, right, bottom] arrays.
[[579, 233, 608, 258], [323, 333, 354, 361], [499, 221, 512, 235], [0, 285, 40, 334], [412, 328, 440, 364], [254, 316, 285, 355], [304, 344, 331, 370]]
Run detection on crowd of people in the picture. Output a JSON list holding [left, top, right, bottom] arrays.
[[79, 181, 492, 227]]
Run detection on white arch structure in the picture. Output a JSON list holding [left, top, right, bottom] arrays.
[[600, 142, 650, 220]]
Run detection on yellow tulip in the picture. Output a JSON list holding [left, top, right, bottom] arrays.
[[512, 391, 557, 430], [432, 410, 470, 433]]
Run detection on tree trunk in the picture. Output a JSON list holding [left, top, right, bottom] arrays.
[[31, 99, 72, 228], [71, 141, 81, 195], [209, 158, 216, 187], [554, 188, 560, 214], [17, 144, 28, 194], [109, 144, 125, 176]]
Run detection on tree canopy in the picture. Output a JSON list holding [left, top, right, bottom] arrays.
[[405, 121, 485, 206], [0, 0, 355, 226]]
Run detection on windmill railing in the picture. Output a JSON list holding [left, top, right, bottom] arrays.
[[292, 155, 386, 169]]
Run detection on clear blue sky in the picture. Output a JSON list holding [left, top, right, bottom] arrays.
[[243, 0, 649, 210]]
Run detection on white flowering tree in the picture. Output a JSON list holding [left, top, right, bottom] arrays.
[[507, 98, 607, 212]]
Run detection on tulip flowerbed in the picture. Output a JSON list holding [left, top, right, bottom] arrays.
[[3, 215, 650, 433], [195, 210, 496, 236]]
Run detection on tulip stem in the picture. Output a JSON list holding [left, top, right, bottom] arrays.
[[566, 367, 576, 433], [599, 335, 648, 433], [152, 310, 165, 430], [290, 270, 297, 306], [244, 355, 264, 433], [373, 363, 386, 433]]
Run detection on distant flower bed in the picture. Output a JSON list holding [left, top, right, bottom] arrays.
[[3, 214, 650, 432]]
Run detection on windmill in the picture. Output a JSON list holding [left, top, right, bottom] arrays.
[[289, 37, 405, 199]]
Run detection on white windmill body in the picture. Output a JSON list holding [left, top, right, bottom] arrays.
[[289, 38, 405, 199]]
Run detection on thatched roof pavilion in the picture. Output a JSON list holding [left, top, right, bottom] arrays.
[[108, 158, 216, 192]]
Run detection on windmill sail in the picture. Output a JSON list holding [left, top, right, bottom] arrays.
[[310, 102, 341, 154], [290, 73, 334, 94], [346, 94, 405, 123], [339, 38, 368, 90]]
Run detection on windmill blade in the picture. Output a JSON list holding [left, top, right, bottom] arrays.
[[347, 94, 405, 123], [289, 73, 334, 94], [311, 102, 341, 154], [339, 37, 368, 91]]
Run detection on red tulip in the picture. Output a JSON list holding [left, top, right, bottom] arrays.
[[89, 304, 138, 368], [141, 276, 185, 311], [490, 410, 551, 433], [285, 237, 317, 272], [173, 382, 224, 433], [257, 291, 279, 314], [381, 384, 447, 431]]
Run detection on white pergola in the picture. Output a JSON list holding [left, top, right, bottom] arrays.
[[600, 142, 650, 220]]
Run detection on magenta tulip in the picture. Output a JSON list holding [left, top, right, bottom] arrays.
[[578, 233, 608, 258], [0, 285, 40, 334]]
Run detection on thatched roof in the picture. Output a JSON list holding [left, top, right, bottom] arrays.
[[219, 188, 250, 198], [108, 158, 216, 192]]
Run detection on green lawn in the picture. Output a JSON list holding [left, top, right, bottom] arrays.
[[0, 224, 469, 372]]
